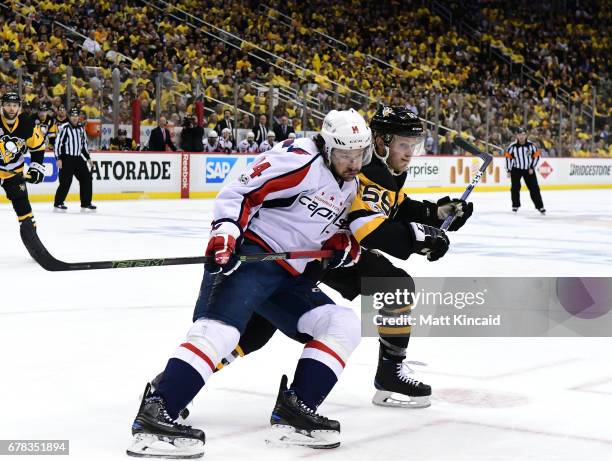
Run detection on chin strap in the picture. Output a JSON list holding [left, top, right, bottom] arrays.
[[376, 143, 404, 176]]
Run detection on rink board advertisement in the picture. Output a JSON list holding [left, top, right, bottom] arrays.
[[12, 152, 182, 202], [3, 153, 611, 204]]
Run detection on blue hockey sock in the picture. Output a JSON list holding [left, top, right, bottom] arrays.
[[154, 358, 204, 419], [290, 358, 338, 410]]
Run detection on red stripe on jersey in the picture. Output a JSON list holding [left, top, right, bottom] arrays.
[[180, 343, 215, 371], [305, 340, 346, 368], [244, 230, 300, 276], [289, 147, 311, 156], [237, 162, 312, 229]]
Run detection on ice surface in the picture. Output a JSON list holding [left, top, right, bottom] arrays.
[[1, 189, 611, 460]]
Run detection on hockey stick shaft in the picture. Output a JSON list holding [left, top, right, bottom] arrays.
[[440, 137, 493, 231], [19, 225, 334, 271]]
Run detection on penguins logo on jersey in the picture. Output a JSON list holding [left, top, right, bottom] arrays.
[[0, 135, 26, 164], [35, 120, 49, 136]]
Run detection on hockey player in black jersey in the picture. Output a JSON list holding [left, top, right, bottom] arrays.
[[0, 93, 46, 223], [33, 101, 59, 148], [151, 106, 473, 415], [0, 92, 48, 259]]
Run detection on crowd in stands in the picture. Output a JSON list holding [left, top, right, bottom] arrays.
[[0, 0, 609, 156]]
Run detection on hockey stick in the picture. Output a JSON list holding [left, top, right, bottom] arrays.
[[19, 224, 334, 272], [440, 137, 493, 231]]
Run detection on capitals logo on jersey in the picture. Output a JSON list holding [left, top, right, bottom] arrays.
[[0, 135, 26, 164]]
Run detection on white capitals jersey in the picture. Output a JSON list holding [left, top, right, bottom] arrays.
[[212, 137, 358, 274], [203, 140, 220, 152], [238, 139, 259, 153], [259, 140, 275, 152], [218, 137, 235, 153]]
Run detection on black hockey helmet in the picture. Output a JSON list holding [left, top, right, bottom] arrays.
[[38, 101, 51, 111], [370, 105, 425, 175], [1, 92, 21, 105], [514, 126, 527, 135], [370, 106, 424, 139]]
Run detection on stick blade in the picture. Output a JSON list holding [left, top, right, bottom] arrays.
[[19, 222, 67, 271]]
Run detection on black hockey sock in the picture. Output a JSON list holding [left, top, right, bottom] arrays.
[[379, 335, 410, 362], [236, 312, 278, 355], [378, 303, 412, 361], [154, 358, 204, 420]]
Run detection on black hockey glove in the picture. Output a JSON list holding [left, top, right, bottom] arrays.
[[25, 162, 45, 184], [436, 196, 473, 231], [408, 223, 450, 261]]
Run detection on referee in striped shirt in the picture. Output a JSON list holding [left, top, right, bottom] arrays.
[[505, 127, 545, 215], [53, 108, 96, 211]]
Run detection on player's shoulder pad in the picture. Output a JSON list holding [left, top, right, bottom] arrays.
[[18, 113, 36, 131], [268, 137, 321, 166]]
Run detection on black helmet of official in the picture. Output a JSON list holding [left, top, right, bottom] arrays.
[[69, 107, 80, 117], [371, 105, 424, 139], [514, 126, 527, 135], [1, 92, 21, 105]]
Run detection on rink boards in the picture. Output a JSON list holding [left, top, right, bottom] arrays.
[[2, 151, 611, 203]]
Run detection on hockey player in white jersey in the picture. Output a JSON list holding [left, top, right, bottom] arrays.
[[218, 127, 235, 153], [202, 130, 220, 152], [238, 131, 259, 153], [127, 109, 372, 458], [259, 131, 276, 152]]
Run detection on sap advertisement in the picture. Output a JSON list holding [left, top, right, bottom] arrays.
[[189, 154, 258, 193]]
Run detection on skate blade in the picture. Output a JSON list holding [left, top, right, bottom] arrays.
[[53, 208, 67, 213], [265, 425, 340, 449], [126, 433, 204, 459], [372, 390, 431, 409], [80, 208, 97, 213]]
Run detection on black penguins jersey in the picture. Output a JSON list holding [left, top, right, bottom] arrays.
[[34, 115, 59, 147], [347, 155, 441, 260], [0, 114, 45, 180]]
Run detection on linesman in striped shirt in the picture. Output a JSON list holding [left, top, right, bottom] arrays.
[[53, 108, 96, 211], [505, 127, 545, 215]]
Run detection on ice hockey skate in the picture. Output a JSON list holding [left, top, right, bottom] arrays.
[[266, 375, 341, 449], [373, 351, 431, 408], [149, 372, 191, 421], [126, 383, 205, 459]]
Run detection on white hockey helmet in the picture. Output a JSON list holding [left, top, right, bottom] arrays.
[[288, 132, 296, 139], [247, 131, 255, 140], [208, 130, 218, 138], [320, 108, 372, 164], [221, 127, 231, 136], [267, 131, 276, 139]]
